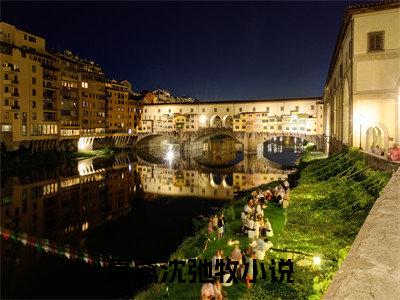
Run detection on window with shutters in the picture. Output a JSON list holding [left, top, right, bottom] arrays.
[[367, 31, 384, 52]]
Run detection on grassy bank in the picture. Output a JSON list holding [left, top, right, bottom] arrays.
[[136, 149, 390, 299]]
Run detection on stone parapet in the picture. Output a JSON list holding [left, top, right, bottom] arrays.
[[361, 150, 400, 173]]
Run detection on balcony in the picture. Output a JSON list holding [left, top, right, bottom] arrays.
[[2, 92, 11, 98], [11, 105, 20, 110], [3, 79, 11, 85], [43, 74, 57, 81], [3, 65, 19, 72], [43, 105, 58, 111], [11, 92, 19, 97], [43, 116, 58, 122], [11, 79, 19, 85], [43, 83, 58, 91]]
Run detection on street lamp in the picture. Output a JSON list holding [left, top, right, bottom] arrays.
[[359, 113, 363, 149]]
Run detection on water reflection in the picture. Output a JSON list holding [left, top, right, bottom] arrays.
[[264, 136, 307, 168], [1, 152, 291, 240], [0, 137, 299, 298]]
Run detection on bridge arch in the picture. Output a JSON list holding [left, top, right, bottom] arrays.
[[210, 173, 222, 188], [250, 133, 323, 157], [210, 115, 222, 128], [222, 175, 233, 188], [223, 115, 233, 129]]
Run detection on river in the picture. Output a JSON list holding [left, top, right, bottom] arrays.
[[0, 136, 305, 299]]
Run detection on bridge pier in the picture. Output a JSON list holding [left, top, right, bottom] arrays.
[[241, 133, 258, 154]]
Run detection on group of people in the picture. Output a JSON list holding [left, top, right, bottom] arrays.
[[208, 214, 226, 240], [201, 181, 291, 298], [388, 144, 400, 161], [241, 180, 290, 241], [369, 144, 400, 162]]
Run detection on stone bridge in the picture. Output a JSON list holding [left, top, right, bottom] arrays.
[[136, 128, 324, 154]]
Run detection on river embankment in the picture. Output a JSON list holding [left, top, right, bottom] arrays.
[[0, 147, 124, 173], [135, 148, 391, 299]]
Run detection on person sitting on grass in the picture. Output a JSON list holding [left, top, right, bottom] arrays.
[[247, 217, 256, 240], [217, 214, 225, 240], [207, 217, 214, 235], [254, 215, 261, 240], [258, 215, 266, 236], [265, 217, 274, 237], [263, 190, 272, 207], [283, 179, 290, 190], [200, 277, 224, 300], [230, 244, 243, 279], [212, 215, 219, 232], [244, 251, 256, 289], [254, 199, 264, 218], [211, 250, 222, 277], [282, 190, 290, 209], [254, 238, 273, 260], [244, 199, 254, 216], [241, 211, 249, 234]]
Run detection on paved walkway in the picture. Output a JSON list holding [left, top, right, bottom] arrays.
[[324, 168, 400, 299]]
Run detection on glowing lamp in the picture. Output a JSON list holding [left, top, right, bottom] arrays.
[[165, 150, 174, 161], [199, 115, 208, 126], [312, 256, 321, 266]]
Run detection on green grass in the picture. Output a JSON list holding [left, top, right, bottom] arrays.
[[136, 148, 391, 300]]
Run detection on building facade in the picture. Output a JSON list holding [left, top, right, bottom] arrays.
[[0, 22, 61, 150], [323, 1, 400, 153], [138, 98, 324, 136], [105, 79, 135, 133], [0, 22, 140, 151]]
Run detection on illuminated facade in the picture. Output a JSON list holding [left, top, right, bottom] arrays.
[[138, 98, 324, 135], [0, 22, 60, 149], [55, 50, 107, 135], [105, 79, 135, 133], [323, 2, 400, 152], [0, 22, 140, 151]]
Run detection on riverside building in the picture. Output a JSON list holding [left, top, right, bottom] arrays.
[[0, 22, 139, 152], [323, 1, 400, 152]]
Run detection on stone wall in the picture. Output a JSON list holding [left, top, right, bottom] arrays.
[[324, 168, 400, 299], [360, 150, 400, 173], [328, 138, 399, 173]]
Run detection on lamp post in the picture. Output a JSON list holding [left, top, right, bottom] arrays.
[[359, 114, 363, 149]]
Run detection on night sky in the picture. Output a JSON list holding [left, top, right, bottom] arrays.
[[2, 1, 354, 101]]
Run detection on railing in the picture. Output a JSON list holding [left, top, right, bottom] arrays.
[[43, 74, 57, 80], [43, 105, 58, 111], [3, 65, 19, 72]]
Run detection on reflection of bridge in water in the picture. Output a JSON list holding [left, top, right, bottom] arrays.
[[136, 152, 292, 200]]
